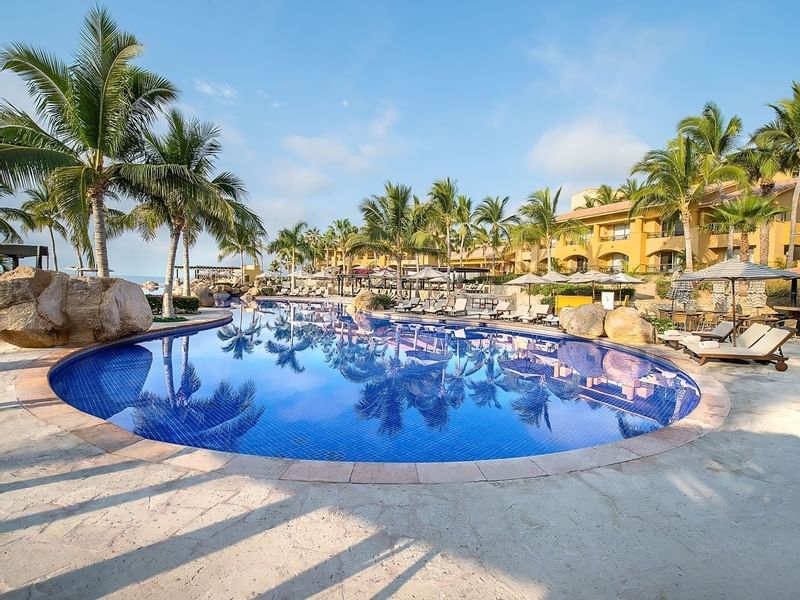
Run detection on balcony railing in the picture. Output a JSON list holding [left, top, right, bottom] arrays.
[[600, 234, 630, 242], [647, 231, 684, 239]]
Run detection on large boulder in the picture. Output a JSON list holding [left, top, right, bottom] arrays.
[[0, 267, 69, 346], [0, 267, 153, 348], [348, 289, 379, 313], [560, 303, 607, 338], [604, 307, 655, 344], [191, 282, 215, 307]]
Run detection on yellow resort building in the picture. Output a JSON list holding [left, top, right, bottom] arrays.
[[460, 176, 800, 276]]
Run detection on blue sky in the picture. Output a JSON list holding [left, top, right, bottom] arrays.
[[0, 0, 796, 275]]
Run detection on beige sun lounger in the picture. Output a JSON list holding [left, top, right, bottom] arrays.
[[688, 320, 734, 342], [443, 298, 468, 317], [501, 307, 530, 321], [683, 327, 793, 370], [680, 322, 770, 350]]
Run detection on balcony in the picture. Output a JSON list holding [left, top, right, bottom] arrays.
[[646, 231, 684, 239], [600, 234, 630, 242]]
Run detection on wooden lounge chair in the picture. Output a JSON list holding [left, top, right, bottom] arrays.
[[482, 300, 510, 319], [680, 322, 770, 350], [422, 299, 447, 315], [683, 327, 793, 370], [520, 304, 551, 324], [687, 320, 734, 342], [396, 297, 420, 312], [502, 307, 530, 321], [443, 298, 468, 317]]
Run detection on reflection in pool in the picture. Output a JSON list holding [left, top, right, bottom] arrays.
[[50, 301, 700, 463]]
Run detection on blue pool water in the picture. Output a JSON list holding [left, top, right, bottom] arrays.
[[50, 301, 700, 463]]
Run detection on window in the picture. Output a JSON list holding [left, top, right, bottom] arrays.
[[576, 257, 588, 272], [606, 253, 627, 272], [612, 224, 630, 240]]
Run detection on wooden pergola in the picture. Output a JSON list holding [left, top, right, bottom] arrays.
[[0, 244, 49, 270]]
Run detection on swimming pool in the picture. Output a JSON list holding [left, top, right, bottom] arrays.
[[50, 301, 700, 463]]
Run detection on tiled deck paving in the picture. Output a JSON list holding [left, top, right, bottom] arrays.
[[1, 313, 799, 598]]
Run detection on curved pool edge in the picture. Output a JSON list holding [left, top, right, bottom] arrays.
[[14, 307, 730, 484]]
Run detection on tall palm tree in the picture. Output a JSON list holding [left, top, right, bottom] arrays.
[[0, 7, 180, 277], [128, 110, 255, 317], [706, 194, 784, 262], [267, 222, 309, 291], [454, 195, 473, 267], [730, 140, 783, 264], [327, 218, 358, 274], [0, 180, 33, 243], [582, 184, 617, 208], [679, 102, 745, 258], [428, 177, 458, 290], [754, 82, 800, 266], [218, 221, 265, 282], [355, 181, 432, 294], [509, 221, 543, 273], [630, 136, 744, 271], [303, 227, 323, 271], [21, 184, 67, 270], [617, 178, 644, 202], [519, 186, 586, 273], [471, 225, 492, 271], [474, 196, 518, 274]]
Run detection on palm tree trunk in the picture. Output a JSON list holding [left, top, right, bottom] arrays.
[[460, 237, 465, 267], [546, 237, 553, 272], [162, 336, 175, 406], [89, 186, 110, 278], [681, 210, 694, 272], [162, 226, 181, 319], [182, 231, 191, 296], [759, 222, 769, 266], [445, 224, 452, 292], [48, 225, 59, 272], [240, 251, 245, 285], [785, 180, 800, 267], [290, 252, 296, 291], [740, 232, 751, 262], [726, 226, 735, 259], [396, 253, 403, 296]]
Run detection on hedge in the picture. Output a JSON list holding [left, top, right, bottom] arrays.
[[146, 295, 200, 315]]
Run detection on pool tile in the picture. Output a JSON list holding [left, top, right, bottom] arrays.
[[476, 458, 546, 480], [350, 462, 419, 484], [416, 461, 486, 483], [281, 460, 354, 483]]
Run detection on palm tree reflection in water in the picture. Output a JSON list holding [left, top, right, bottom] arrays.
[[135, 334, 263, 449], [217, 310, 263, 359]]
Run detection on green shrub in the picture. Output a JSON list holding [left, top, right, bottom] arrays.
[[146, 295, 200, 315], [373, 293, 396, 309], [766, 280, 792, 298], [644, 315, 674, 333], [655, 277, 671, 299]]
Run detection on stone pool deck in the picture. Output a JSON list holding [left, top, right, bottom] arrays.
[[1, 311, 799, 598]]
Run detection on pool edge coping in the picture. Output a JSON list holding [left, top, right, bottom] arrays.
[[13, 307, 731, 484]]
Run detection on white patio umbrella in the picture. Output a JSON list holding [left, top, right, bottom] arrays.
[[309, 270, 335, 279], [567, 269, 615, 299], [609, 272, 643, 304], [539, 271, 570, 283], [678, 259, 800, 342], [255, 270, 282, 279], [406, 266, 448, 280], [507, 273, 547, 307]]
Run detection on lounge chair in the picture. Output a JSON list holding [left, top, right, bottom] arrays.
[[680, 322, 770, 350], [481, 300, 510, 319], [520, 303, 551, 324], [422, 299, 447, 315], [397, 297, 420, 312], [443, 298, 468, 317], [687, 320, 734, 342], [501, 307, 530, 321], [683, 327, 793, 370]]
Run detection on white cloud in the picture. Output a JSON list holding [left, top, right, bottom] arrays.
[[282, 135, 370, 172], [268, 163, 333, 197], [369, 105, 397, 138], [342, 100, 349, 108], [528, 117, 648, 184], [194, 79, 239, 102]]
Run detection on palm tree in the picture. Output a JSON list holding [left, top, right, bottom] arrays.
[[706, 194, 784, 262], [582, 184, 617, 208], [20, 184, 67, 270], [630, 136, 744, 271], [519, 186, 587, 273], [474, 196, 518, 274], [428, 177, 458, 290], [454, 195, 473, 267], [0, 180, 33, 243], [471, 225, 492, 270], [0, 7, 180, 277], [327, 218, 358, 274], [730, 140, 783, 264], [509, 221, 543, 273], [128, 110, 255, 317], [218, 220, 265, 281], [754, 82, 800, 266], [617, 178, 644, 202], [679, 102, 745, 258], [355, 181, 432, 294], [303, 227, 323, 271], [267, 222, 309, 291]]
